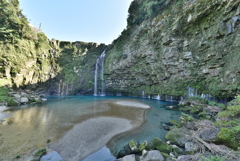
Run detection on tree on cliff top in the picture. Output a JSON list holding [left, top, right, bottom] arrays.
[[0, 0, 37, 43]]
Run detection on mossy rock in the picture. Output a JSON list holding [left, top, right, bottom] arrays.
[[170, 120, 181, 127], [139, 141, 153, 152], [152, 137, 172, 154], [172, 145, 184, 155], [29, 97, 36, 102], [161, 152, 171, 159], [6, 97, 18, 106], [217, 128, 239, 149], [180, 113, 194, 122], [165, 127, 192, 147], [128, 140, 139, 153]]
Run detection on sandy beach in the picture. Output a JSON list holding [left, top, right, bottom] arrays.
[[49, 117, 132, 161], [49, 100, 150, 160], [114, 100, 150, 109]]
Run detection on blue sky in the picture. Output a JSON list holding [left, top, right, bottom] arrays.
[[19, 0, 133, 44]]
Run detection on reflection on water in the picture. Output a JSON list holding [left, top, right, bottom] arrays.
[[0, 96, 181, 160], [108, 99, 181, 156]]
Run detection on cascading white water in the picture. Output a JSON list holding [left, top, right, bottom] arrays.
[[152, 94, 161, 100], [100, 50, 106, 96], [142, 90, 145, 98], [94, 49, 107, 96], [94, 58, 100, 96], [187, 87, 198, 97]]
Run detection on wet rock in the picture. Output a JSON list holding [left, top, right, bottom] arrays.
[[40, 151, 63, 161], [117, 143, 133, 158], [140, 150, 164, 161]]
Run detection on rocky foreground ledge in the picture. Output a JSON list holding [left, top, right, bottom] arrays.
[[0, 87, 46, 106], [116, 96, 240, 161]]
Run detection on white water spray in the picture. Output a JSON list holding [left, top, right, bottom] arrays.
[[94, 49, 107, 96]]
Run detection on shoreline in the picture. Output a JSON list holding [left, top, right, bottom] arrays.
[[49, 100, 150, 161], [0, 106, 11, 120]]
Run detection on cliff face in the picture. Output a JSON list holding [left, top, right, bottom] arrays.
[[48, 41, 106, 95], [105, 0, 240, 98], [0, 0, 106, 96], [0, 0, 57, 90]]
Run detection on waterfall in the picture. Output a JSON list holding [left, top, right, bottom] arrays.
[[94, 58, 100, 96], [152, 94, 161, 100], [100, 49, 106, 96], [142, 90, 145, 98], [188, 87, 198, 97], [94, 49, 107, 96]]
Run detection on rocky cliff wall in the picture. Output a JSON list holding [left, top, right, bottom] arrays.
[[105, 0, 240, 98], [48, 41, 106, 95], [0, 0, 106, 96]]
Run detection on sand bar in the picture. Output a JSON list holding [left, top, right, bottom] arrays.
[[49, 117, 133, 161], [114, 100, 150, 109]]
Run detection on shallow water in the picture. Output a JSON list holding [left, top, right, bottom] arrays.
[[0, 96, 181, 160]]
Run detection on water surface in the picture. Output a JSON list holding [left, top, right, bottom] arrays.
[[0, 96, 181, 160]]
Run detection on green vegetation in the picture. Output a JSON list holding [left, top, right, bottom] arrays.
[[214, 95, 240, 148], [152, 137, 172, 153], [46, 139, 51, 143], [0, 87, 10, 102], [34, 148, 46, 158], [180, 113, 194, 122]]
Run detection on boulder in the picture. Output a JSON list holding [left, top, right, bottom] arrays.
[[185, 142, 200, 154], [13, 94, 21, 102], [198, 128, 220, 142], [165, 127, 192, 147], [152, 138, 172, 153], [140, 141, 153, 151], [140, 150, 164, 161], [20, 97, 29, 103], [128, 140, 140, 153], [6, 98, 19, 106], [172, 145, 184, 155], [122, 154, 136, 161], [117, 143, 133, 158]]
